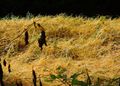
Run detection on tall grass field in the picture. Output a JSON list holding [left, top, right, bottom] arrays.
[[0, 14, 120, 86]]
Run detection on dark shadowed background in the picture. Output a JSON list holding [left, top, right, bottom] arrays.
[[0, 0, 120, 17]]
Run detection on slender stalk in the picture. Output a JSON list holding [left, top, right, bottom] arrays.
[[0, 63, 4, 86]]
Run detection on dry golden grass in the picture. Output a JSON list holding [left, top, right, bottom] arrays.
[[0, 14, 120, 86]]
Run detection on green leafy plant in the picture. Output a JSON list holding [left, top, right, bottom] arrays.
[[45, 66, 90, 86], [44, 66, 120, 86]]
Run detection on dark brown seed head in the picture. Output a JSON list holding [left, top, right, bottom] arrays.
[[25, 31, 29, 45], [32, 69, 37, 86], [8, 64, 11, 73], [3, 59, 7, 66]]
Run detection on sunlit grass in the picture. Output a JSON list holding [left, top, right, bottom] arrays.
[[0, 14, 120, 86]]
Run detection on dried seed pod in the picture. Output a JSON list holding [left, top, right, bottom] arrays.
[[25, 31, 29, 45], [32, 69, 37, 86], [8, 64, 11, 73], [34, 22, 47, 51], [33, 22, 37, 28], [3, 59, 7, 66], [38, 30, 47, 51]]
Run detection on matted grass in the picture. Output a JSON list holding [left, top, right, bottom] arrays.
[[0, 14, 120, 86]]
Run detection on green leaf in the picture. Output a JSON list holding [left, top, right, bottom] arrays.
[[56, 66, 66, 74], [70, 73, 80, 79], [57, 74, 67, 79], [72, 79, 79, 85], [50, 74, 57, 80], [72, 79, 88, 86], [44, 77, 54, 82], [57, 74, 63, 78], [78, 81, 88, 86]]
